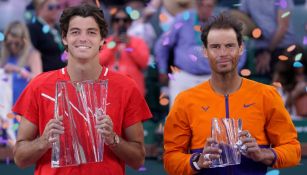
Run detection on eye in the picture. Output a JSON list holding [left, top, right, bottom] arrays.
[[70, 30, 79, 35], [226, 44, 235, 48]]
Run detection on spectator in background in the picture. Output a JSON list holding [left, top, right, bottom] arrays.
[[28, 0, 66, 72], [99, 7, 150, 96], [0, 21, 42, 143], [273, 46, 307, 118], [0, 21, 42, 104], [239, 0, 297, 84], [155, 0, 246, 106]]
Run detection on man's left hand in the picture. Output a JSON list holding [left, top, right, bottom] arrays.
[[239, 130, 264, 162], [96, 115, 115, 145]]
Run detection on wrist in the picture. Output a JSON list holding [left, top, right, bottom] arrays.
[[190, 153, 202, 171], [107, 133, 120, 148]]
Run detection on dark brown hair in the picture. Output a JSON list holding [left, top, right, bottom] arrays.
[[59, 3, 108, 39], [201, 12, 243, 48]]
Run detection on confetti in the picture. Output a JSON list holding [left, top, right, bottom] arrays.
[[281, 11, 290, 18], [189, 54, 198, 62], [161, 23, 170, 32], [42, 25, 50, 34], [125, 6, 133, 15], [182, 11, 190, 21], [194, 25, 201, 32], [278, 55, 288, 61], [109, 7, 118, 15], [107, 41, 116, 49], [148, 58, 156, 68], [159, 97, 169, 106], [294, 53, 302, 61], [125, 48, 133, 52], [272, 82, 282, 88], [13, 123, 19, 131], [6, 113, 15, 119], [286, 45, 296, 52], [240, 69, 251, 77], [293, 61, 303, 68], [174, 22, 183, 30], [162, 37, 170, 46], [130, 10, 140, 20], [0, 32, 4, 41], [31, 16, 36, 23], [61, 51, 68, 62], [266, 169, 280, 175], [252, 28, 261, 39], [303, 36, 307, 45], [24, 11, 32, 21], [280, 0, 288, 9], [170, 66, 180, 73], [159, 13, 168, 22], [168, 73, 175, 81], [233, 3, 242, 7], [138, 165, 147, 172], [16, 115, 21, 122]]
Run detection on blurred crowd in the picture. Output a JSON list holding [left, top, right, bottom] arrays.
[[0, 0, 307, 159]]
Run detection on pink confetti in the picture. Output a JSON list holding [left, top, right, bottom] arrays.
[[125, 48, 133, 52], [303, 36, 307, 45], [168, 73, 175, 81], [162, 37, 170, 46], [174, 22, 183, 29], [189, 54, 197, 62], [61, 51, 68, 62]]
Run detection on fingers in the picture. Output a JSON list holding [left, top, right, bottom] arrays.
[[95, 115, 115, 145]]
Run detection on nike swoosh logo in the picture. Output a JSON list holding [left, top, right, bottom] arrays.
[[243, 103, 255, 108], [202, 106, 210, 112]]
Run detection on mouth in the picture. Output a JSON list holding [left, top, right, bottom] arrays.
[[75, 45, 91, 49]]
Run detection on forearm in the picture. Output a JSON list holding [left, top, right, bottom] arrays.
[[14, 136, 49, 168], [260, 148, 275, 166], [109, 137, 145, 169]]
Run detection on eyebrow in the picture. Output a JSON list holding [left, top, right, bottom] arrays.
[[69, 27, 99, 31]]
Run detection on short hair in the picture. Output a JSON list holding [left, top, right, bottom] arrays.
[[110, 6, 132, 24], [59, 3, 108, 39], [201, 12, 243, 48]]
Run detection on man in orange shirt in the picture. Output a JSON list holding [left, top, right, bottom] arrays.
[[163, 12, 301, 175]]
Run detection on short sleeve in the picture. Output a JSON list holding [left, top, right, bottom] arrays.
[[123, 84, 152, 128]]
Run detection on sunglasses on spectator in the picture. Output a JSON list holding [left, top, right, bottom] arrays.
[[113, 17, 130, 23], [48, 4, 61, 11]]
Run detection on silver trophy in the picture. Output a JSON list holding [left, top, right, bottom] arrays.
[[51, 80, 108, 168]]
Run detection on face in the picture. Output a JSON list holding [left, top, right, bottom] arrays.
[[112, 11, 131, 34], [204, 28, 243, 75], [62, 16, 104, 61], [5, 34, 24, 55], [196, 0, 215, 21], [39, 0, 62, 24]]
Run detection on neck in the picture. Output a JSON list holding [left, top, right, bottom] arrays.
[[66, 56, 102, 81], [209, 72, 242, 95]]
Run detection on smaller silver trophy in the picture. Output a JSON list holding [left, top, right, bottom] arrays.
[[51, 80, 108, 168]]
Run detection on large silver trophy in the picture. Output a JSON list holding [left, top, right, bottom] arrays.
[[51, 80, 108, 168]]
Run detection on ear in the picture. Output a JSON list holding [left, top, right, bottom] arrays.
[[62, 34, 67, 46], [100, 39, 105, 46], [239, 43, 244, 56]]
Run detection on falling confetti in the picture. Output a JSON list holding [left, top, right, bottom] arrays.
[[194, 25, 201, 32], [125, 48, 134, 52], [266, 169, 280, 175], [252, 28, 262, 39], [159, 13, 168, 22], [148, 58, 156, 68], [107, 41, 116, 49], [294, 53, 303, 61], [31, 16, 36, 23], [278, 55, 288, 61], [109, 7, 117, 15], [6, 113, 15, 119], [280, 0, 288, 9], [189, 54, 198, 62], [170, 66, 180, 73], [162, 37, 170, 46], [159, 98, 169, 106], [168, 73, 175, 80], [24, 11, 32, 21], [61, 51, 68, 62], [272, 82, 282, 88], [286, 44, 296, 52], [125, 6, 133, 15], [281, 11, 290, 18], [303, 36, 307, 45], [182, 11, 190, 21], [293, 61, 303, 68], [42, 25, 50, 34], [0, 32, 4, 41], [233, 3, 242, 7], [130, 10, 140, 20], [13, 123, 19, 131], [161, 23, 171, 32], [240, 69, 251, 77], [138, 165, 147, 172], [174, 22, 183, 30]]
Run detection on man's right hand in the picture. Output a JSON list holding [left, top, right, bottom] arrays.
[[41, 118, 64, 149], [197, 138, 222, 169]]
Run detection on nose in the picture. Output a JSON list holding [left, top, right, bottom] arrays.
[[219, 46, 228, 56]]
